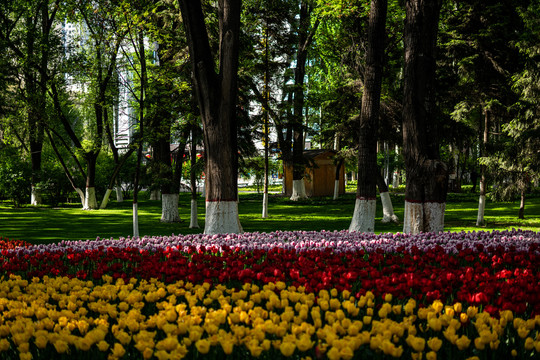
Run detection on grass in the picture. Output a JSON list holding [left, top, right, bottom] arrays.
[[0, 189, 539, 244]]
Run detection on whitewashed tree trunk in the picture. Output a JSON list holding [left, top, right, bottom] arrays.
[[75, 188, 85, 206], [115, 185, 123, 202], [403, 201, 423, 234], [204, 201, 243, 234], [424, 202, 445, 233], [380, 191, 399, 223], [133, 203, 139, 238], [476, 194, 486, 226], [333, 180, 339, 200], [349, 198, 376, 233], [392, 172, 400, 188], [31, 185, 42, 206], [161, 193, 181, 222], [84, 187, 98, 210], [149, 190, 161, 200], [290, 179, 307, 201], [403, 201, 445, 234], [100, 188, 113, 209], [262, 192, 268, 218], [189, 199, 199, 228]]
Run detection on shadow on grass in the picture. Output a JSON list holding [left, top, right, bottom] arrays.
[[0, 190, 538, 244]]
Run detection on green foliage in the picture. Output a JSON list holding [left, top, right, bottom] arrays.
[[239, 156, 280, 192], [0, 145, 31, 207]]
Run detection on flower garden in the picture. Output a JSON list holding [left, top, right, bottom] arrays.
[[0, 230, 539, 359]]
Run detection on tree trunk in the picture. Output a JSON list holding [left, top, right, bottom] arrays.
[[160, 137, 188, 223], [262, 17, 270, 218], [133, 33, 147, 238], [333, 159, 344, 200], [377, 170, 399, 223], [100, 146, 135, 209], [402, 0, 447, 234], [26, 42, 44, 206], [518, 189, 525, 219], [350, 0, 387, 233], [116, 184, 123, 202], [290, 2, 318, 201], [476, 108, 489, 226], [179, 0, 242, 234], [84, 154, 99, 209], [189, 128, 200, 228]]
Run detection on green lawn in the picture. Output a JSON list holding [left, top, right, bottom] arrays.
[[0, 190, 539, 244]]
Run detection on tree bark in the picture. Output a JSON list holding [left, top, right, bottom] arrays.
[[179, 0, 242, 234], [476, 108, 489, 226], [290, 2, 319, 201], [133, 32, 147, 237], [189, 127, 200, 229], [402, 0, 447, 234], [350, 0, 387, 233], [377, 169, 399, 223], [333, 159, 344, 200], [519, 189, 525, 219]]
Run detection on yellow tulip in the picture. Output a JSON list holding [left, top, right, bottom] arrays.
[[340, 345, 354, 360], [296, 334, 314, 352], [34, 335, 48, 349], [326, 346, 341, 360], [427, 317, 442, 332], [427, 337, 443, 352], [426, 351, 437, 360], [466, 306, 478, 318], [157, 336, 179, 352], [455, 335, 471, 350], [195, 338, 211, 354], [247, 340, 263, 357], [474, 337, 485, 350], [115, 330, 132, 345], [53, 340, 69, 354], [490, 340, 500, 350], [97, 340, 109, 352], [19, 352, 32, 360], [431, 300, 443, 313], [219, 339, 234, 355], [407, 336, 426, 352], [517, 327, 530, 339], [111, 343, 126, 358], [17, 342, 30, 353], [279, 341, 296, 357], [524, 337, 534, 351]]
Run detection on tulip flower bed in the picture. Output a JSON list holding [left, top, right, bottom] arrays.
[[0, 230, 539, 359]]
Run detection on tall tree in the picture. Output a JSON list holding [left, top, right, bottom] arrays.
[[49, 0, 124, 210], [401, 0, 447, 234], [440, 0, 528, 226], [290, 0, 319, 200], [349, 0, 387, 232], [142, 1, 191, 223], [0, 0, 60, 205], [178, 0, 243, 234], [480, 0, 540, 220]]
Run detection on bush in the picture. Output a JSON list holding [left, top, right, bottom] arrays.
[[0, 145, 31, 206]]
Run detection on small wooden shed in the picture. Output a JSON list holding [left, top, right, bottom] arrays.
[[283, 149, 345, 197]]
